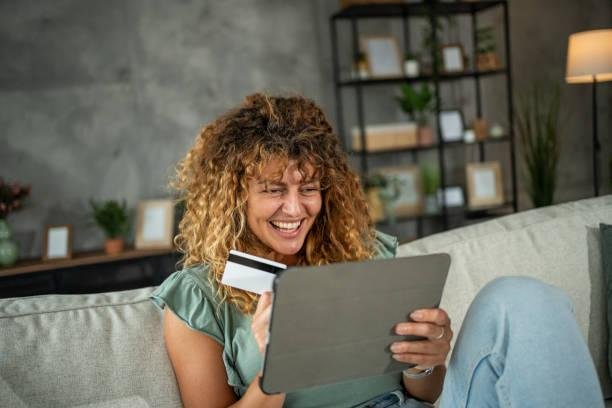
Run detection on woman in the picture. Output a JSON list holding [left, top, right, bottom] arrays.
[[151, 94, 603, 407]]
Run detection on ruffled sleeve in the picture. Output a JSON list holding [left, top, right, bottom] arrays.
[[150, 266, 224, 345], [372, 230, 398, 260]]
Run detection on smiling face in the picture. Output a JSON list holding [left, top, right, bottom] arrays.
[[246, 160, 322, 265]]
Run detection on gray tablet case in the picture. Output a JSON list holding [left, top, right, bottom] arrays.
[[260, 253, 450, 394]]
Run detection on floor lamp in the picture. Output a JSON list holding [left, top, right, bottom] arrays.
[[565, 29, 612, 197]]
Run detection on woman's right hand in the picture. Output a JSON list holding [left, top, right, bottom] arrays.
[[251, 291, 273, 354]]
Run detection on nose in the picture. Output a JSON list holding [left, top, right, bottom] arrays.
[[281, 189, 302, 217]]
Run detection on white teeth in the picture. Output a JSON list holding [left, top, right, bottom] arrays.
[[270, 220, 301, 230]]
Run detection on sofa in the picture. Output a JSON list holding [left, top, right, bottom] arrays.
[[1, 195, 611, 407]]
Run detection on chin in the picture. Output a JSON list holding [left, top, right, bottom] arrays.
[[271, 240, 305, 256]]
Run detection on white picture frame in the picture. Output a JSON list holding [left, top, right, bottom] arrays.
[[441, 44, 466, 73], [362, 36, 403, 78], [439, 110, 465, 142], [43, 225, 72, 261], [466, 161, 504, 209], [135, 199, 175, 250]]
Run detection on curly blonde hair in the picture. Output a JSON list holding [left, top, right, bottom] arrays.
[[172, 93, 375, 314]]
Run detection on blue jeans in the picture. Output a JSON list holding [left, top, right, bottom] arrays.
[[357, 277, 604, 408]]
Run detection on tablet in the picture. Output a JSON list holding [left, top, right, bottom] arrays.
[[260, 253, 450, 394]]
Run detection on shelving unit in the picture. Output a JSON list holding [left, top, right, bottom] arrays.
[[330, 0, 517, 238]]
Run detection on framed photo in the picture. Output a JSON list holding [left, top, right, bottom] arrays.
[[441, 44, 466, 73], [439, 109, 465, 142], [362, 36, 403, 78], [43, 225, 72, 261], [135, 199, 175, 250], [466, 162, 504, 209], [378, 165, 423, 216]]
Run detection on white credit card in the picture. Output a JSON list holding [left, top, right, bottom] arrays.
[[221, 250, 287, 294]]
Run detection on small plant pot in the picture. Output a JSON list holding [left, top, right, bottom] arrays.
[[404, 59, 420, 77], [476, 52, 500, 71], [104, 238, 124, 255], [424, 194, 440, 215], [473, 118, 489, 141], [418, 126, 434, 146]]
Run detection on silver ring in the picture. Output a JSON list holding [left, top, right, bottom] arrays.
[[434, 326, 445, 340]]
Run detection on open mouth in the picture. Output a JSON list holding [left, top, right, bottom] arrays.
[[269, 219, 303, 233]]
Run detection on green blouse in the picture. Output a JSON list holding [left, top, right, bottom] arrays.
[[151, 231, 400, 408]]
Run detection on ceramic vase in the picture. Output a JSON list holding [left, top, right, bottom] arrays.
[[0, 219, 18, 267], [104, 238, 125, 255]]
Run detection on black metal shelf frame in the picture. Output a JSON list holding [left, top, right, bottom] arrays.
[[337, 68, 507, 87], [348, 135, 511, 156], [329, 0, 517, 237]]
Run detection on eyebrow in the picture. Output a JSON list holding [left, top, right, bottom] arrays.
[[255, 179, 320, 186]]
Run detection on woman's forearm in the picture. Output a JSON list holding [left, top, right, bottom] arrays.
[[230, 374, 286, 408], [402, 365, 446, 404]]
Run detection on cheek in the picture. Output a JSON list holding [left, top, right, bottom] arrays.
[[307, 195, 323, 217], [247, 198, 280, 221]]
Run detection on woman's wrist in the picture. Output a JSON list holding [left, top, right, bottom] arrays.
[[402, 365, 435, 379]]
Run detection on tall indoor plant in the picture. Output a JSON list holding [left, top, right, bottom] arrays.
[[0, 180, 30, 267], [516, 82, 561, 208], [420, 164, 440, 214], [396, 83, 435, 145], [90, 199, 130, 255]]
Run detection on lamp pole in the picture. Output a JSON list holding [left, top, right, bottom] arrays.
[[592, 77, 600, 197]]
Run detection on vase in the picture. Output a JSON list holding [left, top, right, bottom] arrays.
[[424, 195, 440, 215], [104, 238, 125, 255], [418, 126, 434, 146], [404, 59, 420, 77], [0, 219, 18, 267]]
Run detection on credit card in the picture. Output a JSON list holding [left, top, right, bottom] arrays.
[[221, 250, 287, 294]]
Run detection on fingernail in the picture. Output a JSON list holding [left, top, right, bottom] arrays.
[[392, 354, 400, 361], [390, 343, 400, 353], [411, 311, 423, 319]]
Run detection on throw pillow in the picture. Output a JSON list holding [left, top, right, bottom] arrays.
[[599, 223, 612, 376]]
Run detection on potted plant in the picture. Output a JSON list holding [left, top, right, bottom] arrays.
[[90, 199, 130, 255], [0, 180, 30, 267], [403, 51, 420, 77], [420, 164, 440, 214], [515, 82, 561, 208], [476, 26, 500, 71], [396, 83, 435, 145]]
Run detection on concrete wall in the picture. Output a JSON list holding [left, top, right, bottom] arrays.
[[1, 0, 611, 257]]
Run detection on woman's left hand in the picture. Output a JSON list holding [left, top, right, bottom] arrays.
[[390, 308, 452, 369]]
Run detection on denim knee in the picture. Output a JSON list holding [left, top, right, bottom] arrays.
[[473, 276, 573, 315]]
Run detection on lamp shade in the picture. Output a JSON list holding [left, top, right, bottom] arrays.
[[566, 29, 612, 83]]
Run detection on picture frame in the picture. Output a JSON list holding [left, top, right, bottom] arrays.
[[441, 44, 466, 73], [439, 109, 465, 142], [42, 224, 73, 261], [362, 36, 403, 78], [378, 165, 423, 216], [466, 161, 504, 209], [135, 199, 175, 250]]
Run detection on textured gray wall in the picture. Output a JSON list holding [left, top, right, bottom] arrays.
[[1, 0, 611, 257]]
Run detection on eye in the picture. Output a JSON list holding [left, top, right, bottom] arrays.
[[300, 185, 321, 196], [263, 186, 284, 195]]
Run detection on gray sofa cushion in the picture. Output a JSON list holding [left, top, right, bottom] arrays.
[[398, 195, 612, 398], [0, 287, 181, 408]]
